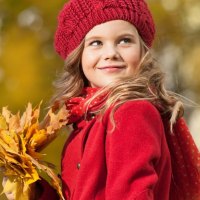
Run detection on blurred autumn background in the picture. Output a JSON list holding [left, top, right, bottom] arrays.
[[0, 0, 200, 199]]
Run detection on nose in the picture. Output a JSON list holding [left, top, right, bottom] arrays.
[[102, 44, 120, 60]]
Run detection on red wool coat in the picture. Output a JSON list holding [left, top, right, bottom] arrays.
[[40, 100, 172, 200]]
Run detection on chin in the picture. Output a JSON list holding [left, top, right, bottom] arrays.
[[91, 79, 117, 88]]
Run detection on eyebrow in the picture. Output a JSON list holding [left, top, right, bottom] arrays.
[[85, 32, 137, 42], [85, 36, 103, 42]]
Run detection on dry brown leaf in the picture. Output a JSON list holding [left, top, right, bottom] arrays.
[[0, 103, 69, 200]]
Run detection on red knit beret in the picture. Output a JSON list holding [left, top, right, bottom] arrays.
[[54, 0, 155, 59]]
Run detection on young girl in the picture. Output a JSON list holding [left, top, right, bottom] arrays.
[[4, 0, 200, 199]]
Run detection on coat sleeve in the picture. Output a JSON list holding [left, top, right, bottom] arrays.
[[105, 100, 164, 200]]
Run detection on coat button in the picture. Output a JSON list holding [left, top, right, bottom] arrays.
[[77, 162, 81, 170]]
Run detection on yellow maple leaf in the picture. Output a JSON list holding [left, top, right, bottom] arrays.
[[0, 115, 8, 130], [0, 102, 68, 200], [2, 107, 11, 123]]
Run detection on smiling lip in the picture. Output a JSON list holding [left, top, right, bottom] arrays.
[[97, 65, 125, 72]]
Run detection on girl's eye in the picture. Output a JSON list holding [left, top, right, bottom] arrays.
[[89, 40, 102, 46], [119, 38, 132, 44]]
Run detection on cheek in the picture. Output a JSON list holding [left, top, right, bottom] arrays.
[[81, 51, 87, 70], [81, 54, 95, 82], [81, 64, 91, 82], [126, 50, 141, 66], [81, 51, 97, 70]]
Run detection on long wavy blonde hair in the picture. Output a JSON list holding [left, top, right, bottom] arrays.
[[51, 36, 184, 128]]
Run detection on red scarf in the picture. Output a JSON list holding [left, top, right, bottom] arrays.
[[65, 87, 100, 123], [66, 87, 200, 200], [164, 118, 200, 200]]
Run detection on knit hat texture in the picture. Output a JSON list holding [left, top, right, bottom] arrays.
[[54, 0, 155, 59]]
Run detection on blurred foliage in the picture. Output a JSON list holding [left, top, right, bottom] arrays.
[[0, 0, 200, 198], [0, 0, 66, 111]]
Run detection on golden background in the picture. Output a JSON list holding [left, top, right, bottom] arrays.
[[0, 0, 200, 199]]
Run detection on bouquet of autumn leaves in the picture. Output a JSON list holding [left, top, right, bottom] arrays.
[[0, 102, 69, 200]]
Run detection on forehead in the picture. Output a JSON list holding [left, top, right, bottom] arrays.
[[85, 20, 139, 38]]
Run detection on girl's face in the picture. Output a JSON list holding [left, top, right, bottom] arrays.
[[81, 20, 143, 88]]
